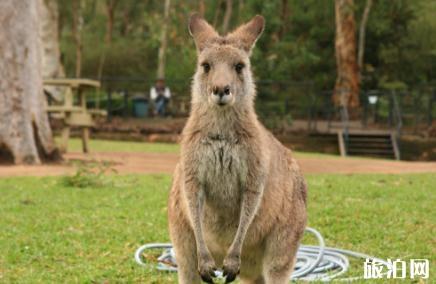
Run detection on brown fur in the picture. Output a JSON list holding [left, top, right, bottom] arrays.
[[168, 14, 307, 284]]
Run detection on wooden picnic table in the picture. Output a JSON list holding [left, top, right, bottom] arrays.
[[44, 78, 107, 153]]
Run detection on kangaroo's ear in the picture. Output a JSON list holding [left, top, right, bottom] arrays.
[[228, 15, 265, 54], [189, 13, 218, 52]]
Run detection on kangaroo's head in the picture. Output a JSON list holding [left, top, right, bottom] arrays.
[[189, 14, 264, 109]]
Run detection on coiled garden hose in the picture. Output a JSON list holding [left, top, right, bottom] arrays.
[[134, 227, 389, 282]]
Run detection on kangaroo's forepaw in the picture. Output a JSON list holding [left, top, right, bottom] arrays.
[[198, 255, 217, 283], [222, 255, 240, 283]]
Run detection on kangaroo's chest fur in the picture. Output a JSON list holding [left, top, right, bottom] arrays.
[[197, 133, 248, 208], [194, 133, 249, 244]]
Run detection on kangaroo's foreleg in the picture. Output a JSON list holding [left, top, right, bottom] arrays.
[[184, 179, 217, 283], [223, 171, 265, 283], [170, 215, 202, 284]]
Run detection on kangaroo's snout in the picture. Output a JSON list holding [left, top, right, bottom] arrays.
[[212, 85, 231, 98], [210, 83, 233, 106], [206, 62, 235, 106]]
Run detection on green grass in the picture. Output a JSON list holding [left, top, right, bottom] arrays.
[[59, 138, 180, 154], [60, 138, 340, 159], [0, 173, 434, 283]]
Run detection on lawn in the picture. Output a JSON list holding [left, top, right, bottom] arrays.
[[61, 138, 340, 159], [59, 138, 180, 154], [0, 171, 434, 283]]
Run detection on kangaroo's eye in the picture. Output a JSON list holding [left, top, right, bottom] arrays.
[[201, 62, 211, 73], [235, 62, 245, 74]]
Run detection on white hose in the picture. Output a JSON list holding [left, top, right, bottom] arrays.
[[134, 227, 390, 282]]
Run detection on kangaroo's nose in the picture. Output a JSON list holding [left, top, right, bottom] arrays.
[[212, 85, 231, 98]]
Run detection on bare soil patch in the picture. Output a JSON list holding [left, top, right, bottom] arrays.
[[0, 152, 435, 177]]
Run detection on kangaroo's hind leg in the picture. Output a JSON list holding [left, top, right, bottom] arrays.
[[240, 275, 265, 284], [262, 224, 304, 284]]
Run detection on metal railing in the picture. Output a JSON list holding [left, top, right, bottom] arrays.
[[76, 77, 435, 134]]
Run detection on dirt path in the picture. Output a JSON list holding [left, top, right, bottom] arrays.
[[0, 152, 435, 177]]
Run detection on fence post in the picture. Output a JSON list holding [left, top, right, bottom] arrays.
[[391, 90, 403, 137], [413, 90, 420, 134], [388, 91, 394, 127], [339, 88, 349, 155], [307, 93, 314, 132], [362, 91, 368, 127], [107, 88, 112, 122], [123, 90, 129, 118], [428, 88, 435, 126]]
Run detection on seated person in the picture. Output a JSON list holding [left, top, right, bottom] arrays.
[[150, 78, 171, 116]]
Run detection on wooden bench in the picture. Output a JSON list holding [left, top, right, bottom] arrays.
[[44, 78, 107, 153]]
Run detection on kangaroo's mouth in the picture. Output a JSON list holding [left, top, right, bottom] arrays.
[[210, 91, 234, 107]]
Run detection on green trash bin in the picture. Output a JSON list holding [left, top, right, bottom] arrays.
[[132, 97, 149, 117]]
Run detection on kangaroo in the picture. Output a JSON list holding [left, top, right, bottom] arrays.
[[168, 14, 307, 284]]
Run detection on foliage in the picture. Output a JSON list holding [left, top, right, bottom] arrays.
[[0, 173, 434, 282], [359, 0, 435, 89], [62, 160, 117, 188], [58, 0, 436, 96], [259, 113, 293, 132]]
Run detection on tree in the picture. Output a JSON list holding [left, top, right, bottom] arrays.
[[222, 0, 233, 34], [55, 0, 434, 98], [157, 0, 171, 79], [237, 0, 245, 21], [72, 0, 83, 78], [213, 0, 224, 27], [119, 1, 144, 37], [97, 0, 119, 80], [198, 0, 205, 17], [40, 0, 67, 101], [0, 0, 59, 164], [278, 0, 290, 40], [333, 0, 359, 110], [357, 0, 373, 80]]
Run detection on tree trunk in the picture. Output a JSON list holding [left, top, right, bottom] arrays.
[[333, 0, 359, 110], [72, 0, 83, 78], [238, 0, 244, 21], [198, 0, 205, 17], [120, 1, 135, 36], [357, 0, 372, 81], [221, 0, 233, 34], [97, 0, 118, 81], [0, 0, 59, 164], [121, 7, 130, 36], [213, 0, 224, 27], [157, 0, 171, 79], [278, 0, 290, 40], [40, 0, 67, 101]]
